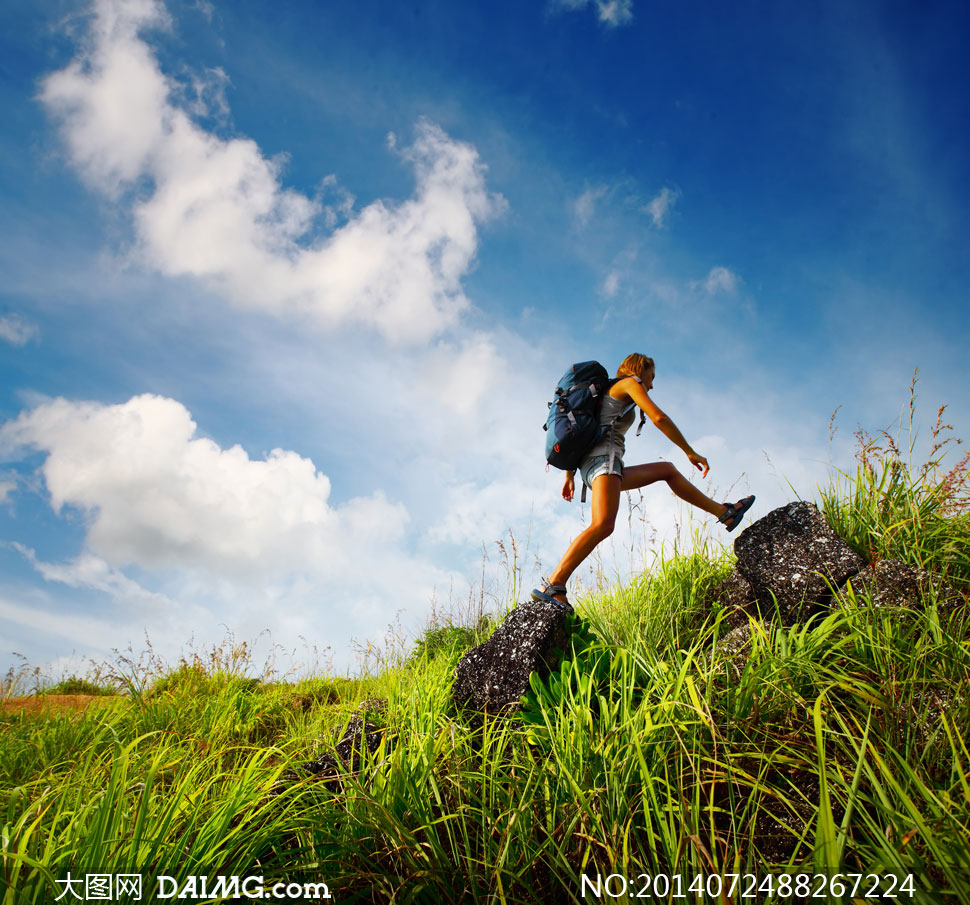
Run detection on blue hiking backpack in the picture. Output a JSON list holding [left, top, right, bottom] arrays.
[[544, 361, 612, 472], [544, 361, 646, 499]]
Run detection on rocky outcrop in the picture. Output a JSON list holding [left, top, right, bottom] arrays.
[[301, 697, 388, 786], [734, 502, 867, 620], [714, 505, 966, 675], [452, 598, 572, 716], [840, 558, 962, 615], [713, 502, 867, 669], [453, 502, 960, 727], [713, 569, 757, 614]]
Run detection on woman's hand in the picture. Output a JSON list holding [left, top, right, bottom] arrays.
[[687, 451, 710, 478], [562, 471, 575, 502]]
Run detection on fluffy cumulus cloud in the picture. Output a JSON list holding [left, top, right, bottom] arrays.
[[0, 394, 408, 579], [41, 0, 504, 344], [0, 391, 475, 668]]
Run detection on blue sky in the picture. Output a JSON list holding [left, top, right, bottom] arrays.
[[1, 0, 968, 677]]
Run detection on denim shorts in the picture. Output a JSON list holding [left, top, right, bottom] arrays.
[[580, 453, 624, 489]]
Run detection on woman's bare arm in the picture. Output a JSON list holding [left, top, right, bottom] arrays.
[[620, 377, 710, 477], [562, 470, 575, 501]]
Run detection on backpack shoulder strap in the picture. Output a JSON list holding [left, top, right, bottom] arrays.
[[614, 375, 647, 436]]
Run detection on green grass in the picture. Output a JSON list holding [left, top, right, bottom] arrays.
[[2, 400, 968, 903], [38, 676, 118, 697]]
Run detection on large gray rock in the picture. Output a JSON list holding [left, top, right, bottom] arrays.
[[452, 599, 572, 715], [841, 558, 962, 615], [734, 502, 866, 619]]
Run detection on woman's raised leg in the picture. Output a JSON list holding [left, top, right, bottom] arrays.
[[620, 461, 728, 518]]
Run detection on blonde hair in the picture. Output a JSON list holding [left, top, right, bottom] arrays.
[[616, 353, 654, 380]]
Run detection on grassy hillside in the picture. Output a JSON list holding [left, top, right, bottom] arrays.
[[2, 412, 968, 904]]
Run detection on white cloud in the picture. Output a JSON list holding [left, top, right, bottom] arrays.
[[0, 314, 38, 346], [0, 593, 134, 655], [644, 186, 678, 227], [602, 270, 621, 298], [595, 0, 634, 28], [556, 0, 634, 27], [0, 391, 484, 670], [191, 0, 215, 22], [573, 185, 607, 228], [0, 394, 407, 580], [10, 542, 180, 609], [41, 0, 504, 344], [694, 265, 740, 295], [177, 65, 230, 121], [592, 246, 638, 303], [317, 175, 356, 230]]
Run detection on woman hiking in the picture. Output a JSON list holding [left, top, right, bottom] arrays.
[[533, 353, 754, 608]]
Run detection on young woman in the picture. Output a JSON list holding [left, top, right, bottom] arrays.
[[533, 353, 754, 608]]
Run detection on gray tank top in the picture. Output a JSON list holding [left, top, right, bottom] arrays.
[[585, 395, 637, 461]]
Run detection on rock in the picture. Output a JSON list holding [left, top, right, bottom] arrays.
[[717, 620, 755, 669], [301, 697, 388, 785], [841, 558, 962, 615], [752, 766, 825, 863], [712, 757, 826, 864], [452, 599, 572, 716], [711, 569, 764, 642], [734, 502, 867, 620], [713, 569, 756, 612]]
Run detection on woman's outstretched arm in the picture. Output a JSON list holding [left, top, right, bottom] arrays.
[[621, 377, 710, 478]]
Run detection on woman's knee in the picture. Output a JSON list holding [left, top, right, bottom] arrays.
[[661, 462, 682, 482], [589, 519, 616, 542]]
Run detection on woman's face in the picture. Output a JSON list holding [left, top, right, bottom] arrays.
[[641, 365, 655, 391]]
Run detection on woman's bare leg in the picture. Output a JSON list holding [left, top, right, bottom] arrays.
[[546, 473, 622, 600], [620, 461, 729, 518], [543, 464, 739, 603]]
